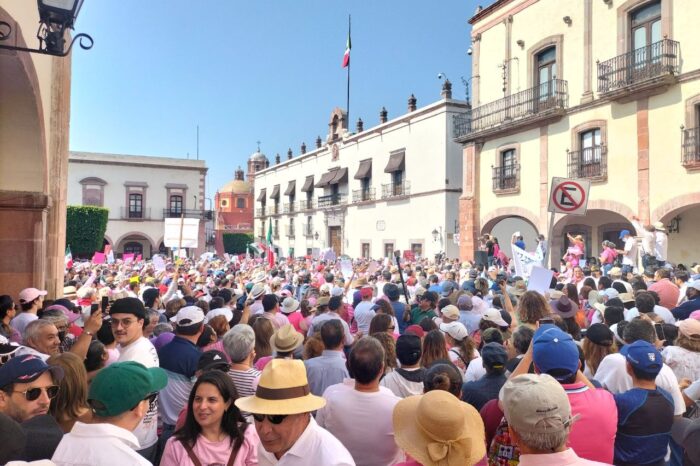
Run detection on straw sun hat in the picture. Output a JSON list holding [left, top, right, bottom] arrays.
[[270, 324, 304, 353], [393, 390, 486, 466]]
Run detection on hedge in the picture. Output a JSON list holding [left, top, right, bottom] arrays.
[[223, 233, 254, 254], [66, 205, 109, 256]]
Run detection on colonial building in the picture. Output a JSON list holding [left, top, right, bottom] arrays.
[[67, 152, 209, 258], [457, 0, 700, 265], [253, 85, 468, 259], [213, 163, 258, 255]]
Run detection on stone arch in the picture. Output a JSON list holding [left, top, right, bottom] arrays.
[[103, 234, 113, 246], [587, 199, 637, 232], [480, 207, 540, 235], [651, 192, 700, 223], [114, 231, 157, 252]]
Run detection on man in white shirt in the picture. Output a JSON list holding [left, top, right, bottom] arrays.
[[352, 287, 376, 336], [236, 359, 355, 466], [51, 361, 167, 466], [317, 337, 402, 466], [631, 217, 656, 269], [616, 229, 638, 276], [14, 320, 60, 361], [654, 221, 668, 266], [109, 297, 160, 462]]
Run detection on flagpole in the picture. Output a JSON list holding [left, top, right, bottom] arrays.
[[346, 14, 351, 124]]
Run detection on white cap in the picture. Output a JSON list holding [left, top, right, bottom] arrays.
[[439, 321, 469, 341], [204, 307, 233, 324], [170, 305, 205, 326]]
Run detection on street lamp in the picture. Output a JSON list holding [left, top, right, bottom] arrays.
[[431, 228, 439, 242], [0, 0, 94, 57], [314, 232, 319, 241]]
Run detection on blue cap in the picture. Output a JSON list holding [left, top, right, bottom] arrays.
[[621, 340, 662, 377], [619, 229, 631, 239], [532, 325, 580, 382], [0, 354, 63, 388]]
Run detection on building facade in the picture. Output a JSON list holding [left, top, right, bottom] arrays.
[[253, 88, 468, 260], [457, 0, 700, 265], [0, 2, 72, 298], [67, 152, 209, 258], [214, 165, 256, 254]]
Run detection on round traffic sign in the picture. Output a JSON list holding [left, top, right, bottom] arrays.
[[552, 180, 586, 212]]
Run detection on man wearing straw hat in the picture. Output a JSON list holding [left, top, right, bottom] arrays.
[[235, 359, 354, 465]]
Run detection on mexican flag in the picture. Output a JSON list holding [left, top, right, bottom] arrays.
[[64, 245, 73, 269], [266, 222, 275, 267], [342, 31, 351, 68]]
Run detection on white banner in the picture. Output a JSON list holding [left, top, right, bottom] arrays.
[[164, 218, 200, 248], [511, 244, 542, 278]]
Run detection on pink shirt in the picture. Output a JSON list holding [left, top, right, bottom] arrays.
[[562, 382, 617, 464], [285, 311, 305, 333], [648, 278, 680, 310], [160, 426, 259, 466], [519, 448, 610, 465], [600, 247, 616, 265]]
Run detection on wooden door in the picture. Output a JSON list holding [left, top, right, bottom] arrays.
[[330, 227, 342, 256]]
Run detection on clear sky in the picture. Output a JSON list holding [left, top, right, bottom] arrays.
[[69, 1, 485, 201]]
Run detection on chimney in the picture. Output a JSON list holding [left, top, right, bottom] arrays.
[[287, 148, 293, 160], [356, 118, 364, 133], [379, 107, 388, 124], [408, 94, 417, 112], [315, 136, 322, 148], [301, 142, 307, 154], [441, 79, 452, 99], [275, 153, 281, 164]]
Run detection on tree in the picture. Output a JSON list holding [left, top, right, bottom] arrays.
[[66, 206, 109, 257], [222, 233, 254, 254]]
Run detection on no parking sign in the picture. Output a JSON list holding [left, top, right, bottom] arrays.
[[547, 177, 591, 216]]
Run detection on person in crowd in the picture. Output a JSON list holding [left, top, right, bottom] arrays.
[[280, 296, 304, 333], [307, 296, 354, 346], [368, 312, 396, 336], [649, 268, 680, 310], [423, 361, 463, 398], [420, 330, 449, 368], [461, 342, 508, 411], [410, 291, 438, 325], [613, 340, 674, 466], [46, 352, 92, 432], [305, 319, 349, 397], [223, 324, 260, 401], [235, 359, 355, 465], [160, 371, 259, 466], [456, 294, 481, 335], [582, 323, 616, 378], [0, 295, 19, 343], [261, 294, 290, 330], [617, 229, 639, 276], [501, 373, 608, 465], [317, 337, 402, 466], [441, 321, 476, 374], [662, 317, 700, 381], [15, 320, 60, 360], [353, 287, 376, 336], [51, 361, 167, 465], [671, 280, 700, 320], [10, 288, 47, 338], [252, 316, 274, 365], [255, 323, 304, 371], [504, 325, 534, 374], [381, 334, 424, 398], [515, 291, 551, 329]]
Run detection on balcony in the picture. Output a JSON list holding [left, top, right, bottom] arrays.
[[267, 204, 281, 216], [283, 202, 297, 214], [318, 193, 346, 209], [299, 198, 316, 211], [492, 165, 520, 194], [597, 39, 679, 100], [352, 187, 376, 203], [567, 146, 608, 181], [120, 207, 151, 220], [381, 181, 411, 199], [454, 79, 568, 142], [303, 224, 314, 238], [255, 207, 266, 218], [286, 225, 296, 238], [162, 209, 213, 220], [682, 127, 700, 168]]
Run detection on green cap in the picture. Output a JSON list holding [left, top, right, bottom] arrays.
[[88, 361, 167, 417]]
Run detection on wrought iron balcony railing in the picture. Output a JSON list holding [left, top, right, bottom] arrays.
[[283, 202, 297, 214], [255, 207, 266, 217], [121, 207, 151, 220], [299, 198, 316, 211], [682, 126, 700, 167], [352, 187, 376, 203], [453, 79, 568, 139], [381, 181, 411, 199], [162, 209, 213, 220], [597, 39, 679, 94], [492, 165, 520, 193], [567, 145, 608, 180], [318, 193, 346, 208]]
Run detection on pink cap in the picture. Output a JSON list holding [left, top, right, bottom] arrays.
[[19, 288, 47, 303]]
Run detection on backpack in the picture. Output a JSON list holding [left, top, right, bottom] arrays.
[[488, 417, 520, 465]]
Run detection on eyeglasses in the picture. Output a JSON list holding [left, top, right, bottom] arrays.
[[13, 385, 59, 401], [110, 317, 137, 328], [252, 413, 289, 424]]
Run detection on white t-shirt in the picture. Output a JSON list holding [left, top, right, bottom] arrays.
[[353, 301, 376, 335], [624, 306, 676, 325], [118, 336, 159, 450], [52, 422, 151, 466], [622, 237, 638, 266], [662, 345, 700, 382], [316, 380, 402, 466]]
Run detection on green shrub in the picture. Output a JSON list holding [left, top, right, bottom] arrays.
[[223, 233, 254, 254], [66, 205, 109, 256]]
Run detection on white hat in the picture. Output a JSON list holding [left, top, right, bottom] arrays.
[[204, 307, 233, 324], [482, 308, 509, 327], [603, 288, 619, 300], [331, 286, 345, 297], [440, 304, 460, 320], [170, 305, 204, 326], [252, 271, 266, 283], [439, 321, 469, 341], [281, 297, 300, 314], [250, 282, 266, 299]]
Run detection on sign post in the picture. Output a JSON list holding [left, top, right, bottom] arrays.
[[546, 177, 591, 267]]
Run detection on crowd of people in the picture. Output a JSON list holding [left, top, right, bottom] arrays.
[[1, 233, 700, 465]]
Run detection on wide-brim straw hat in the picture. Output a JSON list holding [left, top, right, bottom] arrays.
[[252, 270, 267, 283], [270, 324, 304, 353], [393, 390, 486, 466], [235, 359, 326, 415]]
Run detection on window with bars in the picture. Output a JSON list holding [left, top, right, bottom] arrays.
[[129, 194, 143, 218]]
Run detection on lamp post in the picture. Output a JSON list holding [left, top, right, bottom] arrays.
[[0, 0, 93, 57]]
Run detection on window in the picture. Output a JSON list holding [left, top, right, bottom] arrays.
[[129, 194, 143, 218], [580, 128, 603, 176], [411, 243, 423, 257], [361, 177, 371, 200], [536, 47, 557, 102], [169, 195, 183, 216], [274, 219, 279, 239], [80, 177, 106, 207], [631, 1, 661, 51], [384, 243, 394, 258], [392, 171, 403, 196], [288, 218, 295, 237], [236, 198, 245, 209], [305, 216, 313, 237], [499, 150, 517, 190], [124, 242, 143, 256], [361, 243, 370, 259], [220, 199, 229, 208]]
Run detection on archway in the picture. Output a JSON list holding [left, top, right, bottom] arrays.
[[481, 208, 540, 258], [652, 197, 700, 265], [115, 233, 156, 259]]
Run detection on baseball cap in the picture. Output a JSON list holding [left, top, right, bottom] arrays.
[[170, 306, 204, 326], [619, 229, 631, 239], [204, 307, 234, 324], [482, 342, 507, 369], [197, 350, 230, 372], [439, 321, 469, 341], [88, 361, 167, 417], [688, 280, 700, 292], [18, 288, 47, 304], [501, 373, 575, 435], [405, 325, 425, 338], [440, 305, 460, 320], [621, 340, 662, 377], [0, 354, 64, 389], [396, 334, 422, 366], [482, 308, 508, 327], [532, 325, 580, 382], [360, 287, 373, 299], [109, 297, 146, 320], [585, 323, 614, 346]]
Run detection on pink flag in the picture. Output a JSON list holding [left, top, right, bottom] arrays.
[[136, 254, 142, 262], [92, 252, 106, 264], [123, 253, 135, 263]]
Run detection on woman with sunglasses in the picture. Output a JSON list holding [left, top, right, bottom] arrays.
[[160, 371, 258, 466]]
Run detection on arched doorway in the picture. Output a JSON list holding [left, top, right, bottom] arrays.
[[655, 203, 700, 265], [481, 215, 539, 258], [116, 233, 155, 259]]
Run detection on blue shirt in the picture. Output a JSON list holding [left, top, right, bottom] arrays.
[[390, 301, 408, 333], [671, 296, 700, 320], [157, 335, 201, 425], [613, 387, 674, 466], [461, 372, 506, 412], [304, 350, 349, 397]]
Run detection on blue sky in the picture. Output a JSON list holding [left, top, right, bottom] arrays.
[[70, 1, 485, 200]]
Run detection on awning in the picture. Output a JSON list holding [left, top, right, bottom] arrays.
[[270, 184, 280, 199], [354, 159, 372, 179], [315, 170, 336, 188], [257, 189, 266, 201], [284, 180, 296, 196], [301, 175, 315, 192], [384, 151, 406, 173], [329, 167, 348, 184]]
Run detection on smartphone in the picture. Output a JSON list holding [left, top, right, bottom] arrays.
[[90, 303, 99, 315], [101, 296, 109, 312], [654, 323, 665, 341], [539, 317, 555, 325]]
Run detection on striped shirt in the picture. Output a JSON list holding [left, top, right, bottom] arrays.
[[228, 367, 261, 398]]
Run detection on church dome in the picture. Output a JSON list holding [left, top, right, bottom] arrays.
[[249, 148, 269, 163], [219, 167, 252, 194]]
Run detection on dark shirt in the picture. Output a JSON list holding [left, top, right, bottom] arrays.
[[157, 335, 200, 378], [671, 296, 700, 320], [391, 301, 408, 334], [461, 372, 507, 412]]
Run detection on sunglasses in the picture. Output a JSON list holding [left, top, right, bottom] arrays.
[[252, 413, 288, 425], [13, 385, 59, 401]]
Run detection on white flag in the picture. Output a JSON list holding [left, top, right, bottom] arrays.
[[511, 244, 542, 278]]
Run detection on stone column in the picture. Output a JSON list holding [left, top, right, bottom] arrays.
[[459, 143, 481, 260]]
